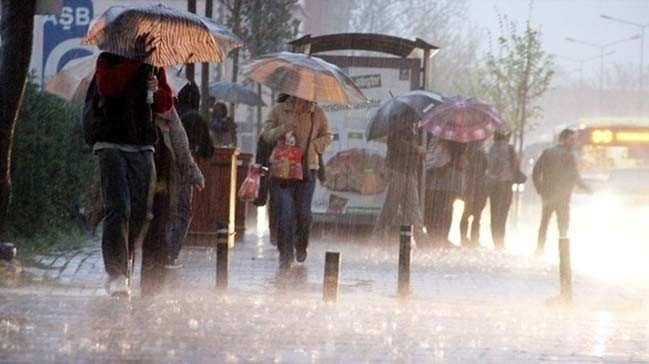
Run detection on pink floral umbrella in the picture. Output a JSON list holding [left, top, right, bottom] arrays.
[[419, 95, 503, 143]]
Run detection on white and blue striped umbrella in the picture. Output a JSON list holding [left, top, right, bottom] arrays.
[[44, 54, 189, 102], [82, 4, 242, 67]]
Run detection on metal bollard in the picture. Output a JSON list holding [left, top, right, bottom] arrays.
[[398, 225, 413, 297], [216, 222, 229, 289], [323, 252, 340, 303], [559, 237, 572, 303]]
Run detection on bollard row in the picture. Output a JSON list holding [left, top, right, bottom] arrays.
[[213, 223, 573, 305]]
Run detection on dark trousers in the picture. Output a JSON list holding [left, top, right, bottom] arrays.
[[268, 190, 278, 246], [141, 189, 170, 295], [424, 189, 456, 244], [537, 200, 570, 248], [142, 136, 173, 295], [460, 192, 487, 245], [97, 149, 155, 278], [269, 172, 316, 264], [488, 181, 513, 249]]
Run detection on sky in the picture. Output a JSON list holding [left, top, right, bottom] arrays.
[[467, 0, 649, 81]]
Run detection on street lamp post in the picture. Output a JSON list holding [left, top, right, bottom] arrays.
[[558, 52, 614, 88], [601, 14, 649, 113], [557, 52, 615, 115], [565, 34, 641, 112]]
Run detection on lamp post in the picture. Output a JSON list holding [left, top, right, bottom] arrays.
[[601, 14, 649, 113], [557, 52, 615, 115], [565, 34, 641, 111], [558, 52, 615, 88]]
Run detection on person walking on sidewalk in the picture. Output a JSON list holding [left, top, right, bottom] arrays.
[[424, 139, 466, 248], [165, 83, 212, 269], [93, 51, 173, 296], [373, 124, 428, 244], [263, 96, 331, 270], [459, 142, 488, 248], [532, 128, 590, 256], [485, 128, 516, 251], [209, 102, 237, 147]]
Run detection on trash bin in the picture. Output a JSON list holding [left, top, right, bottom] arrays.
[[187, 147, 239, 247]]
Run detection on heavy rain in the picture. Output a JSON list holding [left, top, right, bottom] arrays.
[[1, 0, 649, 363]]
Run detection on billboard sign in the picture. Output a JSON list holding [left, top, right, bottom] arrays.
[[40, 0, 94, 84]]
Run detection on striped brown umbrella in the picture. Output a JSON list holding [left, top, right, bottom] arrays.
[[241, 52, 368, 106], [419, 96, 503, 143], [81, 4, 242, 67]]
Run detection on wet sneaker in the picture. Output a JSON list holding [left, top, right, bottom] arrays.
[[105, 275, 130, 297], [165, 258, 183, 269]]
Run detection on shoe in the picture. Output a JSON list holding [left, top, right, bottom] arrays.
[[295, 247, 307, 263], [534, 245, 545, 257], [105, 275, 130, 297], [165, 258, 183, 269], [279, 259, 291, 272]]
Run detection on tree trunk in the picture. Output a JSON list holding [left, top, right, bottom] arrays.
[[0, 0, 37, 234]]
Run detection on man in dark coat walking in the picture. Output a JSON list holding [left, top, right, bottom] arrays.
[[532, 128, 590, 256]]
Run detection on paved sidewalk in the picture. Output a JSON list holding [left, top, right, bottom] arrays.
[[1, 229, 648, 363]]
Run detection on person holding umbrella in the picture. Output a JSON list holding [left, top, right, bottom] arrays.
[[243, 51, 367, 270], [373, 124, 428, 243], [419, 96, 503, 248], [424, 139, 467, 248], [366, 90, 442, 245], [459, 141, 489, 248], [82, 3, 242, 296], [92, 44, 173, 296], [262, 96, 331, 270]]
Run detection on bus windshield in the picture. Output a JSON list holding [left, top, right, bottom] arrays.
[[577, 126, 649, 177]]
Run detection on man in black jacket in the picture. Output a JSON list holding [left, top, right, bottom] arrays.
[[93, 51, 173, 296], [532, 128, 590, 256]]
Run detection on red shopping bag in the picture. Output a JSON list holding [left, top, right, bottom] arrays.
[[269, 133, 303, 180], [238, 164, 263, 201]]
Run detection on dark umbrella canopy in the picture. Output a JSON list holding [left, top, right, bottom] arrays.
[[419, 95, 503, 143], [366, 90, 443, 141], [209, 81, 266, 106], [82, 4, 242, 67]]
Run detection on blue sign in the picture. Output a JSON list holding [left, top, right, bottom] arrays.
[[41, 0, 94, 83]]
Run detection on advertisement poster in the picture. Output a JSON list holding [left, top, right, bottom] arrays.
[[312, 66, 412, 223]]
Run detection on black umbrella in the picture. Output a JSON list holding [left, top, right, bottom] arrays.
[[209, 81, 266, 106], [366, 90, 443, 141]]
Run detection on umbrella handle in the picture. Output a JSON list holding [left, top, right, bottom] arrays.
[[146, 69, 155, 104]]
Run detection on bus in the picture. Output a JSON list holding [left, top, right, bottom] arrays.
[[573, 118, 649, 179]]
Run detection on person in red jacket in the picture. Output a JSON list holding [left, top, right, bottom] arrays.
[[93, 50, 173, 297]]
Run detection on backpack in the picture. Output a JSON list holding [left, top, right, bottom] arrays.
[[81, 75, 106, 147]]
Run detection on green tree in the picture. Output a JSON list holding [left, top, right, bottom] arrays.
[[8, 78, 96, 244], [480, 14, 555, 157], [0, 0, 37, 235]]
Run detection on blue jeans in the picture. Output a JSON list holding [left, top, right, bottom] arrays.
[[269, 171, 316, 263], [97, 149, 155, 278]]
